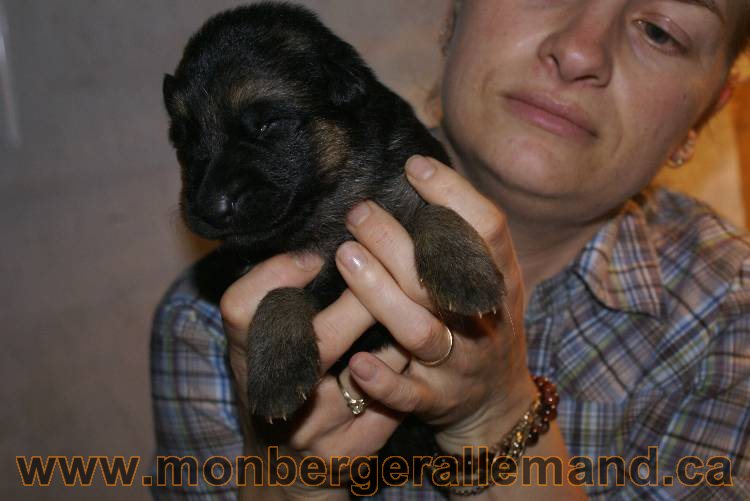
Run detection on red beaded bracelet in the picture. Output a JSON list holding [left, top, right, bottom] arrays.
[[527, 375, 559, 446], [429, 375, 559, 496]]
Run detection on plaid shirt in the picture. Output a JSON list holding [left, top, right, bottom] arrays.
[[150, 187, 750, 500]]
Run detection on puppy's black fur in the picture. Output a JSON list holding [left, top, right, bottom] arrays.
[[164, 0, 505, 447]]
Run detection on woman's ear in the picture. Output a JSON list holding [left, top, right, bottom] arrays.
[[694, 82, 734, 132], [713, 82, 734, 115]]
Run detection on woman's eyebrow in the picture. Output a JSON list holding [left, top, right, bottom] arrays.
[[675, 0, 724, 22]]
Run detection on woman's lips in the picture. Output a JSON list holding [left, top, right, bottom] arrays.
[[503, 92, 597, 142]]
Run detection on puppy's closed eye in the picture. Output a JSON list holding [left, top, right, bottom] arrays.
[[257, 121, 274, 135], [237, 112, 300, 142], [256, 118, 298, 138]]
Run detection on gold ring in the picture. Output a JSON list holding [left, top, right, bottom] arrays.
[[417, 326, 454, 367], [336, 373, 368, 416]]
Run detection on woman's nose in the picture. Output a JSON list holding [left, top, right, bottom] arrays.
[[538, 3, 618, 87]]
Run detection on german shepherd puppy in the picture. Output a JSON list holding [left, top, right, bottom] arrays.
[[163, 2, 504, 426]]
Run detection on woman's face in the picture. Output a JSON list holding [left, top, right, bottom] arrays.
[[442, 0, 735, 224]]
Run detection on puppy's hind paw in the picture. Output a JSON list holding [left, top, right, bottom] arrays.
[[411, 205, 505, 317]]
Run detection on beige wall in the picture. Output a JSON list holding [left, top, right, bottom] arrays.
[[0, 2, 446, 499], [1, 2, 745, 500]]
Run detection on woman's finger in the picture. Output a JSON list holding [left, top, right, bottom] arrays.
[[286, 366, 405, 454], [335, 240, 452, 364], [348, 352, 434, 414], [313, 288, 376, 372], [334, 344, 410, 402], [405, 155, 515, 270], [220, 252, 324, 341], [305, 400, 403, 459], [344, 200, 432, 309], [219, 251, 404, 377]]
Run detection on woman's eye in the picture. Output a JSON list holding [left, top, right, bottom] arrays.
[[636, 20, 684, 53], [645, 23, 671, 44]]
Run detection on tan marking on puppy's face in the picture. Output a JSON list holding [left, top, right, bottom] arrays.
[[311, 118, 349, 175], [228, 79, 299, 111]]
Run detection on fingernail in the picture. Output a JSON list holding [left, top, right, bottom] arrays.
[[347, 202, 371, 227], [293, 252, 322, 270], [351, 356, 377, 381], [337, 241, 367, 272], [405, 155, 435, 180]]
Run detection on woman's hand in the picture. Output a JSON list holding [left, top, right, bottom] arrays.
[[340, 155, 537, 452], [219, 154, 536, 498], [220, 252, 413, 499]]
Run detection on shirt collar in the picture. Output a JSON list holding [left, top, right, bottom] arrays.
[[569, 196, 665, 319]]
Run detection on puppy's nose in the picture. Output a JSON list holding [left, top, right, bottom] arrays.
[[201, 193, 234, 228]]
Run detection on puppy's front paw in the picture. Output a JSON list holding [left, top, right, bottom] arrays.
[[246, 287, 319, 420], [412, 205, 505, 317]]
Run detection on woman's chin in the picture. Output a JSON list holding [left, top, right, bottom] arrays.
[[487, 144, 590, 199]]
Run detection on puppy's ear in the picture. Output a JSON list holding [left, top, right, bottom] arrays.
[[163, 74, 184, 118], [321, 44, 370, 107]]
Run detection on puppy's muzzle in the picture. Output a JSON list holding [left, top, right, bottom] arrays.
[[197, 192, 235, 228], [192, 171, 297, 236]]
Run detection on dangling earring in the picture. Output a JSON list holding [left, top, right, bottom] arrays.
[[668, 129, 697, 168]]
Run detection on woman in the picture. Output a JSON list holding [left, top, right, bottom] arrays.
[[151, 1, 750, 499]]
